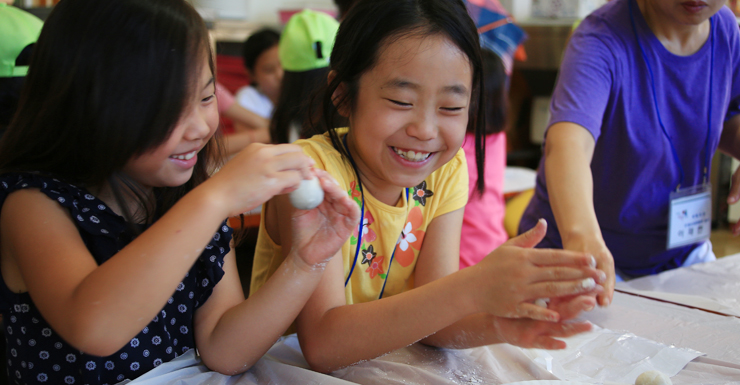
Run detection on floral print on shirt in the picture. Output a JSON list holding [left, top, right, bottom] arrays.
[[395, 206, 426, 267], [412, 181, 434, 206]]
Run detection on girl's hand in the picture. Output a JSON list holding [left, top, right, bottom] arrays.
[[563, 234, 615, 308], [209, 143, 315, 217], [290, 169, 361, 269], [468, 219, 605, 322], [540, 294, 597, 321], [492, 315, 592, 350]]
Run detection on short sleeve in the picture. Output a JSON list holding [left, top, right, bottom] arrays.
[[194, 221, 233, 308], [429, 148, 468, 219], [548, 25, 616, 141], [297, 134, 353, 193], [0, 173, 128, 240]]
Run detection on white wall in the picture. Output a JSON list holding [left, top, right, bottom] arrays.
[[190, 0, 336, 26]]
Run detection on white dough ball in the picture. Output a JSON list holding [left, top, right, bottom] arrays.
[[289, 177, 324, 210], [635, 370, 672, 385], [534, 298, 549, 308]]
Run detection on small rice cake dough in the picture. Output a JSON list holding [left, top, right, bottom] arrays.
[[635, 370, 672, 385], [289, 177, 324, 210]]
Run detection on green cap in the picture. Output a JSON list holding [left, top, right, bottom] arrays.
[[279, 9, 339, 72], [0, 3, 43, 78]]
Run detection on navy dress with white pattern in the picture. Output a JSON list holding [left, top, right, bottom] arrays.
[[0, 173, 233, 385]]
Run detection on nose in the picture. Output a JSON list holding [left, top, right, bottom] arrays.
[[183, 107, 213, 141], [275, 66, 284, 83], [406, 109, 438, 141]]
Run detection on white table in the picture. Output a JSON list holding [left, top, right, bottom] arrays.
[[123, 259, 740, 385], [616, 253, 740, 317]]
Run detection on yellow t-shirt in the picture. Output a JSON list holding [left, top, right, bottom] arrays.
[[250, 129, 469, 304]]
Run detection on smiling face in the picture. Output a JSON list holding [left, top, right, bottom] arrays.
[[121, 56, 218, 190], [344, 33, 472, 205]]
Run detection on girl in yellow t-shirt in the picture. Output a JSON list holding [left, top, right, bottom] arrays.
[[251, 0, 607, 373]]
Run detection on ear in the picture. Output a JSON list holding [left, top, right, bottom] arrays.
[[328, 70, 350, 117]]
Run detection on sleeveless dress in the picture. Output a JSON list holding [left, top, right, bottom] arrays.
[[0, 173, 232, 385]]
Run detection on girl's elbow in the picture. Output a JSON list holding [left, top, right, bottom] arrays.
[[302, 341, 339, 374], [199, 349, 258, 376]]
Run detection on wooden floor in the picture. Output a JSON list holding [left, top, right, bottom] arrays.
[[711, 228, 740, 258]]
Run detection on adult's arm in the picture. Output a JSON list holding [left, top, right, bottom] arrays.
[[545, 122, 615, 307]]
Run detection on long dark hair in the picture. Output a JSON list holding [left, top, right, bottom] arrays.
[[270, 68, 334, 144], [478, 48, 508, 135], [321, 0, 487, 193], [0, 0, 221, 225], [333, 0, 357, 20]]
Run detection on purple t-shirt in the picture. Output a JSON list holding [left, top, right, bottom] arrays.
[[520, 0, 740, 276]]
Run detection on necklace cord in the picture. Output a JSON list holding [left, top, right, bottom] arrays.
[[628, 0, 714, 190], [342, 134, 410, 299]]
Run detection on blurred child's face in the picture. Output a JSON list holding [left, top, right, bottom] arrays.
[[346, 34, 471, 195], [122, 58, 218, 189], [251, 45, 283, 103]]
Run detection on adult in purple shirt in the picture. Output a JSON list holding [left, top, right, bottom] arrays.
[[519, 0, 740, 308]]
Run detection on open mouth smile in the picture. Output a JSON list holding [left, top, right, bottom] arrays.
[[392, 147, 432, 162], [169, 150, 197, 161]]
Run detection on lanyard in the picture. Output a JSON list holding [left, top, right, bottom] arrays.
[[342, 134, 409, 299], [628, 0, 715, 189]]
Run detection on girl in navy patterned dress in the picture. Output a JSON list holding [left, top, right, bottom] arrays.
[[0, 0, 360, 384]]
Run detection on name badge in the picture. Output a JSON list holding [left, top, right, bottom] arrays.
[[667, 184, 712, 250]]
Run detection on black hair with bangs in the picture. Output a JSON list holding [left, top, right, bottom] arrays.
[[321, 0, 487, 193], [0, 0, 221, 226], [242, 28, 280, 76]]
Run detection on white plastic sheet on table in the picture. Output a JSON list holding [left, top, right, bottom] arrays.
[[117, 258, 740, 385], [119, 317, 714, 385], [615, 253, 740, 317], [581, 292, 740, 385], [519, 324, 702, 384]]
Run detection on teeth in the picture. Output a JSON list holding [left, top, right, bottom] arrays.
[[393, 147, 431, 162], [171, 151, 196, 160]]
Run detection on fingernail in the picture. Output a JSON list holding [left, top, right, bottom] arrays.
[[580, 278, 595, 290], [589, 255, 597, 268], [538, 218, 547, 227], [601, 298, 611, 307], [597, 271, 607, 283], [584, 303, 595, 311]]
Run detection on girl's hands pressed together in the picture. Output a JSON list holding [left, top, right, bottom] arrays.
[[290, 169, 361, 269], [491, 315, 592, 350], [208, 143, 315, 217], [467, 219, 605, 322], [540, 294, 598, 322]]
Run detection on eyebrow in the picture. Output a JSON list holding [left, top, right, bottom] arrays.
[[203, 77, 215, 91], [381, 78, 469, 96]]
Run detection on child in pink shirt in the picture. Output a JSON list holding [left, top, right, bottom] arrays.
[[459, 49, 508, 269]]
